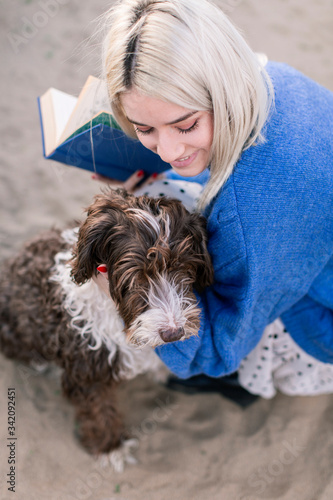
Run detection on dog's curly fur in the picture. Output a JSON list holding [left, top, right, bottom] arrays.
[[72, 189, 213, 345], [0, 228, 125, 456], [0, 188, 213, 469]]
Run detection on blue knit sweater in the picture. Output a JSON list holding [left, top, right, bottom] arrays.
[[156, 62, 333, 378]]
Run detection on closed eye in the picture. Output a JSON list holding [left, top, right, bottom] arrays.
[[178, 119, 199, 134], [135, 119, 200, 136], [135, 127, 154, 136]]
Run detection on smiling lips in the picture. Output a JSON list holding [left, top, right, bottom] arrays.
[[171, 151, 199, 168]]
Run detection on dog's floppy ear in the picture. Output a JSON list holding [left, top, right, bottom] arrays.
[[70, 189, 127, 285], [70, 214, 109, 285], [186, 212, 214, 292], [158, 198, 214, 293]]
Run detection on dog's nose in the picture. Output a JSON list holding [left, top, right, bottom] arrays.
[[159, 327, 184, 343]]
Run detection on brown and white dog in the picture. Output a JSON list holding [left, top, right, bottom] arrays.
[[0, 184, 213, 471]]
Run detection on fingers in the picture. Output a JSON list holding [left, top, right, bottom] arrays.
[[139, 172, 165, 188], [91, 170, 166, 194], [91, 170, 146, 193], [122, 170, 145, 192], [91, 173, 120, 186], [97, 265, 108, 275], [133, 172, 167, 195], [92, 264, 111, 298]]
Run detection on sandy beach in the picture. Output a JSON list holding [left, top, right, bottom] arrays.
[[1, 1, 333, 499]]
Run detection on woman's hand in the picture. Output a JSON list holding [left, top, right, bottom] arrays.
[[91, 169, 162, 193], [92, 265, 111, 298]]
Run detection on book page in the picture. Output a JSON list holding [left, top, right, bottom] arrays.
[[52, 89, 78, 143], [59, 76, 111, 144], [39, 88, 77, 156]]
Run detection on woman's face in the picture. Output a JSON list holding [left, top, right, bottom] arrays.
[[120, 87, 214, 177]]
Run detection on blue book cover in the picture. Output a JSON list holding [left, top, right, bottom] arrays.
[[37, 84, 170, 181]]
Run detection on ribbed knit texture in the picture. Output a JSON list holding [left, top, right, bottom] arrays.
[[156, 62, 333, 378]]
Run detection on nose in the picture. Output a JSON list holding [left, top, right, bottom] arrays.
[[156, 132, 185, 164], [159, 327, 185, 343]]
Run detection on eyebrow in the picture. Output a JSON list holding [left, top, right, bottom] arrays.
[[126, 110, 198, 127]]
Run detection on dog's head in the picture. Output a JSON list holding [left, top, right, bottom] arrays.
[[71, 188, 213, 348]]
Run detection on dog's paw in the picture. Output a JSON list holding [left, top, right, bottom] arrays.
[[99, 438, 139, 473]]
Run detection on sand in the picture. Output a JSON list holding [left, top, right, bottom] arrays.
[[1, 1, 333, 499]]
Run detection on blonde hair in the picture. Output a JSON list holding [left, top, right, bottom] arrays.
[[103, 0, 274, 210]]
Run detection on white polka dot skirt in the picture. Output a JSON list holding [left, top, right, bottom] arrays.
[[135, 179, 203, 212], [238, 318, 333, 398]]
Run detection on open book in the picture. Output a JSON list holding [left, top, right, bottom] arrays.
[[37, 76, 170, 180]]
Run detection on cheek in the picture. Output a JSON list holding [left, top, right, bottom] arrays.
[[190, 117, 214, 151], [198, 135, 212, 152], [135, 134, 156, 152], [202, 116, 214, 150]]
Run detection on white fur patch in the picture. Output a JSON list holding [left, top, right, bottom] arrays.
[[125, 208, 161, 237], [127, 274, 200, 348], [49, 229, 164, 381], [99, 438, 139, 473], [125, 207, 171, 242]]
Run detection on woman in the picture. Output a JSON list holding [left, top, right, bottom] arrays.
[[97, 0, 333, 397]]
